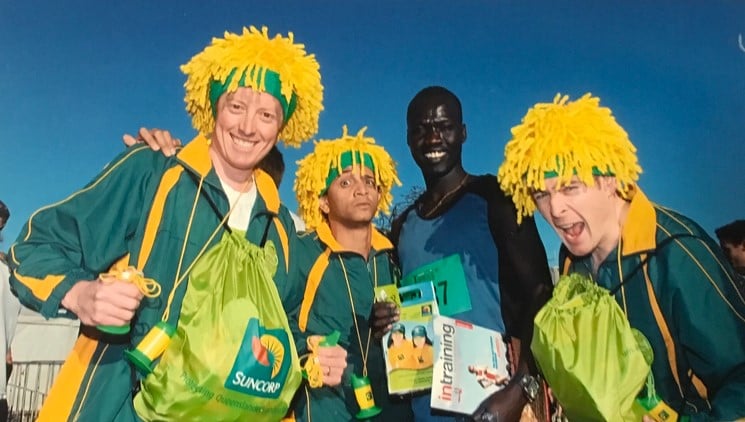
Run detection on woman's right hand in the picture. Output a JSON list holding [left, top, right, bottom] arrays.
[[61, 279, 144, 327]]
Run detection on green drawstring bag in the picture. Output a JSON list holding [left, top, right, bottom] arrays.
[[134, 232, 302, 421], [531, 273, 650, 421]]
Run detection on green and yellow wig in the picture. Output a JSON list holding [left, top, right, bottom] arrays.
[[181, 26, 323, 147], [294, 126, 401, 231], [498, 93, 642, 223]]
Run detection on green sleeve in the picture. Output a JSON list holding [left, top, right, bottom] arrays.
[[8, 146, 160, 319], [271, 206, 302, 310], [286, 234, 317, 356], [666, 235, 745, 420]]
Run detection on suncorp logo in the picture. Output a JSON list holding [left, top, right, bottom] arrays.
[[225, 318, 291, 399]]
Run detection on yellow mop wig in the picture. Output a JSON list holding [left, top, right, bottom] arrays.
[[295, 126, 401, 231], [181, 26, 323, 147], [498, 93, 642, 223]]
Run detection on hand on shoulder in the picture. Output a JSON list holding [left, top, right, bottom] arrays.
[[123, 128, 181, 157]]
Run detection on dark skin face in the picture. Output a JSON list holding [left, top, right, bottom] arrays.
[[372, 90, 471, 339], [391, 90, 528, 419], [406, 95, 467, 186]]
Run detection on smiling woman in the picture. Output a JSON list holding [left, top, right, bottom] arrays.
[[209, 87, 283, 191], [7, 25, 324, 422]]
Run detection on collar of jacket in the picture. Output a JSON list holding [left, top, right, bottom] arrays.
[[620, 186, 657, 256], [175, 134, 281, 215], [315, 220, 393, 255]]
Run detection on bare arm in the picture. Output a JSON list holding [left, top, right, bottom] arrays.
[[473, 179, 553, 422]]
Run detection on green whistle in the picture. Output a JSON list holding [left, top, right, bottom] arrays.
[[320, 330, 340, 347]]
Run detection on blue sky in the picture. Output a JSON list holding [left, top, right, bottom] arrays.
[[2, 1, 744, 265]]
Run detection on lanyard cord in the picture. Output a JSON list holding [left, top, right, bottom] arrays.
[[616, 238, 629, 315], [162, 175, 250, 322], [420, 174, 469, 218], [337, 255, 377, 378]]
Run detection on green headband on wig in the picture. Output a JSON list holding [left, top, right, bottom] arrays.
[[294, 126, 401, 231], [181, 26, 323, 147], [543, 166, 614, 179], [498, 93, 642, 224], [209, 68, 298, 123], [321, 151, 377, 195]]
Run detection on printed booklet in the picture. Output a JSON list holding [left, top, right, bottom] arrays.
[[430, 315, 511, 415], [375, 281, 439, 395]]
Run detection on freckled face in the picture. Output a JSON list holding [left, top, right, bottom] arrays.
[[533, 176, 619, 258], [210, 87, 283, 182]]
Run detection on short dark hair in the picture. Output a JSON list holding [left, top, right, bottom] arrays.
[[407, 86, 463, 124], [258, 146, 285, 187], [715, 220, 745, 246], [0, 200, 9, 230]]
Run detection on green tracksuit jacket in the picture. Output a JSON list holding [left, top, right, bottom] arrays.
[[561, 188, 745, 420], [288, 222, 413, 421], [8, 136, 300, 422]]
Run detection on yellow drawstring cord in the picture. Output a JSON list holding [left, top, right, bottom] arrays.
[[99, 266, 161, 298]]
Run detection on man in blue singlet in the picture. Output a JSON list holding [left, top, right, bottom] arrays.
[[374, 86, 554, 422]]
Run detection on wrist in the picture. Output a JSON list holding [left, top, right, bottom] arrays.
[[516, 373, 540, 403], [60, 280, 90, 315], [506, 379, 529, 408], [60, 284, 78, 313]]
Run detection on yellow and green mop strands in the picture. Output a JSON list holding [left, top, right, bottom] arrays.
[[497, 93, 642, 223], [181, 26, 324, 147], [294, 126, 401, 231]]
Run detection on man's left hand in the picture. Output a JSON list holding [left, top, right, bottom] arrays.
[[123, 127, 181, 156], [315, 344, 347, 387], [307, 334, 348, 387], [471, 381, 526, 422]]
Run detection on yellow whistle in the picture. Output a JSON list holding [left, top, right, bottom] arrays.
[[351, 374, 381, 419], [646, 401, 678, 422], [124, 321, 175, 375]]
